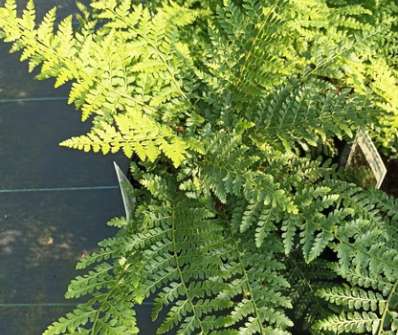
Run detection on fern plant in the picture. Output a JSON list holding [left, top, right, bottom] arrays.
[[1, 0, 398, 334]]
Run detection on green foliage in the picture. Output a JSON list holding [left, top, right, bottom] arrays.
[[315, 268, 398, 335], [1, 0, 398, 334]]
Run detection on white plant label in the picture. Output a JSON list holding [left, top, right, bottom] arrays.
[[114, 162, 136, 221], [346, 129, 387, 189]]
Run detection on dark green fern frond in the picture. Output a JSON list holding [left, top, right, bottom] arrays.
[[219, 235, 293, 335], [316, 271, 398, 335], [287, 257, 336, 334], [314, 191, 398, 335], [249, 79, 372, 152]]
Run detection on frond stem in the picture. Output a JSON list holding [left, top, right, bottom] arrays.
[[170, 208, 206, 334], [377, 280, 398, 335], [236, 249, 265, 335]]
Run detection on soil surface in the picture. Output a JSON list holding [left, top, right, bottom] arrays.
[[382, 159, 398, 197]]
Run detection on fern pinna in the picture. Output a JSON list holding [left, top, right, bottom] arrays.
[[1, 0, 398, 334]]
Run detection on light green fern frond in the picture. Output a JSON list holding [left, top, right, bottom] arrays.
[[60, 113, 187, 167], [0, 0, 202, 167]]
